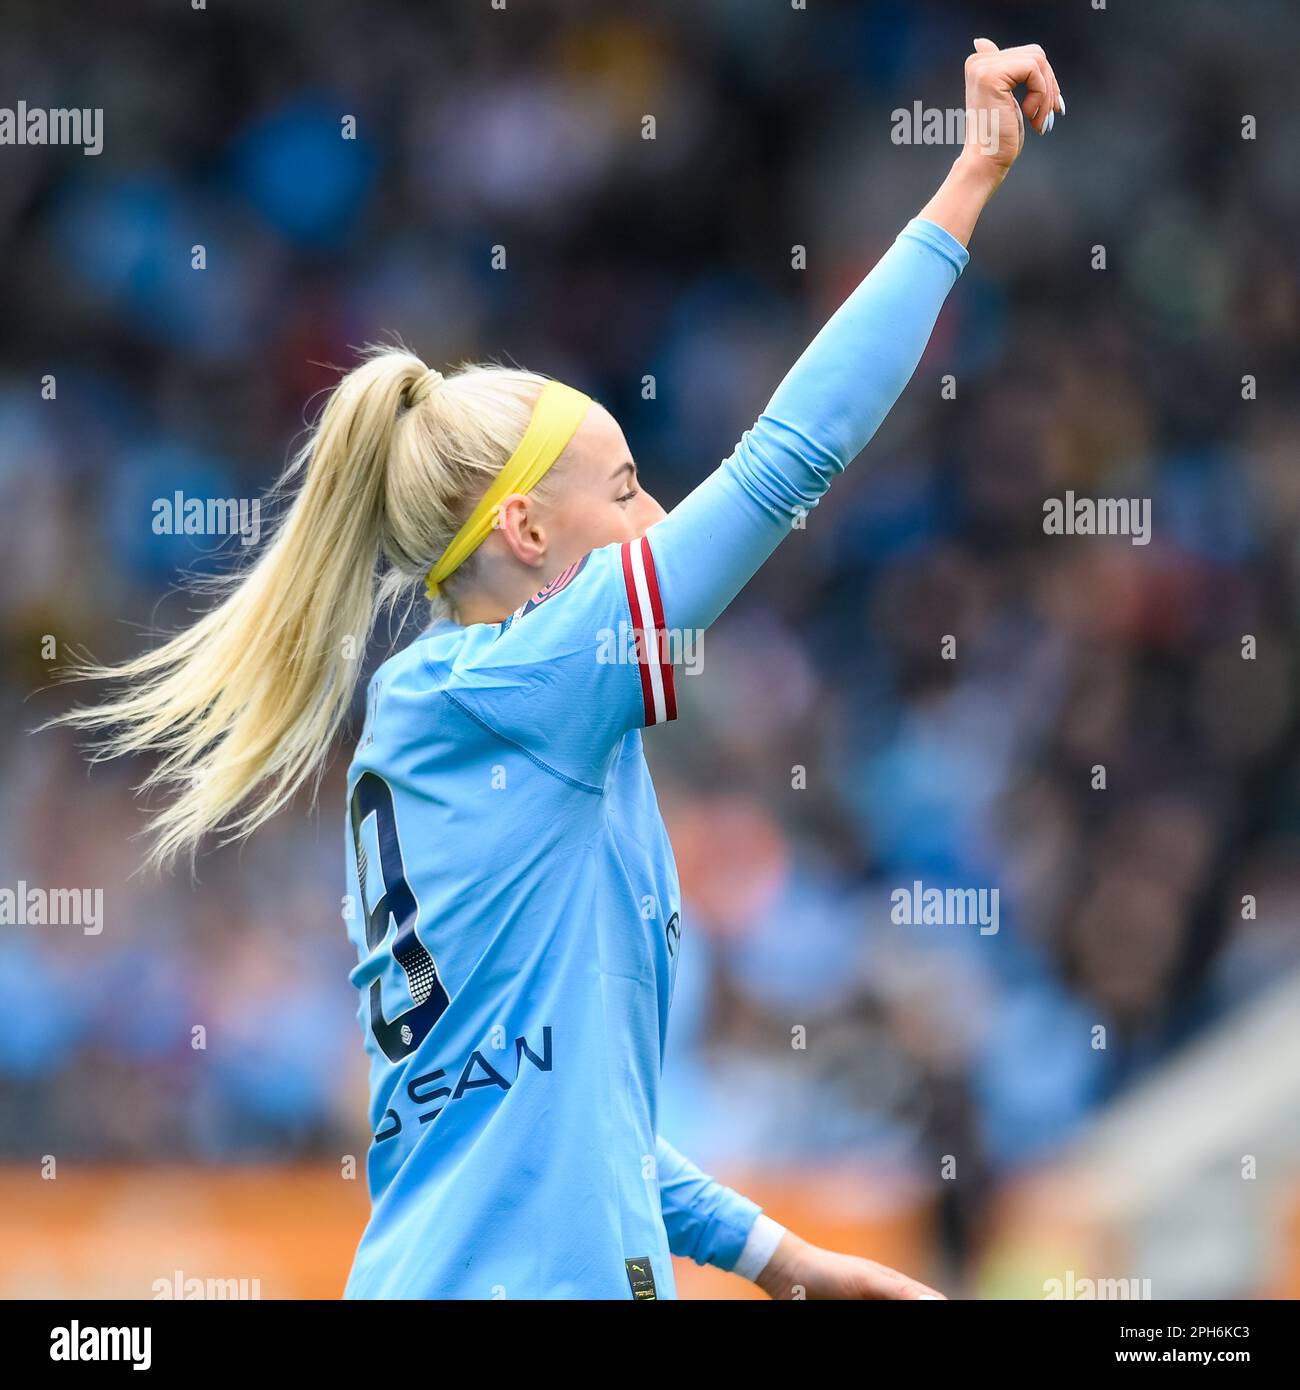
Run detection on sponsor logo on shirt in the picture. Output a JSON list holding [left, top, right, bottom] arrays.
[[374, 1025, 553, 1142]]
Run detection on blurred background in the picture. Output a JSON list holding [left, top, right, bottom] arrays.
[[2, 0, 1300, 1299]]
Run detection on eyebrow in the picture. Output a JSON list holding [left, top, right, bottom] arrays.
[[608, 460, 636, 481]]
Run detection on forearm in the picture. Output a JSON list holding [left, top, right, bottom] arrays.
[[655, 1136, 765, 1271], [918, 151, 1005, 248], [756, 214, 969, 478], [650, 212, 969, 632]]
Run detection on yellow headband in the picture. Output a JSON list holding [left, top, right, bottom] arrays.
[[425, 380, 592, 600]]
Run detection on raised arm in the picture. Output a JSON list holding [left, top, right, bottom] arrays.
[[650, 41, 1062, 1303], [646, 214, 967, 634], [645, 39, 1062, 637]]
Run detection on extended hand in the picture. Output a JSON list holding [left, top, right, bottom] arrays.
[[961, 38, 1064, 177], [755, 1231, 947, 1301]]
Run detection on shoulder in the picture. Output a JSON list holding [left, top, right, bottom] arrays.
[[502, 552, 597, 627], [499, 537, 667, 646], [496, 538, 673, 726], [360, 538, 674, 781], [497, 544, 616, 640]]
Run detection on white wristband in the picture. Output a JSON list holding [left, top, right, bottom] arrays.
[[732, 1213, 787, 1282]]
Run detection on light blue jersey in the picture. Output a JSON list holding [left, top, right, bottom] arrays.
[[342, 217, 969, 1299]]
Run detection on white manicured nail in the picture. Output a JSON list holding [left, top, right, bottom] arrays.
[[1057, 93, 1065, 114]]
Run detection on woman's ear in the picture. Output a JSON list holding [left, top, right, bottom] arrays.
[[495, 494, 547, 570]]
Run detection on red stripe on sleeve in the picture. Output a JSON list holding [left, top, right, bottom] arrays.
[[637, 536, 677, 722], [620, 540, 656, 725]]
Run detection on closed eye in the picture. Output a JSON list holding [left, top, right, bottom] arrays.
[[610, 460, 638, 503]]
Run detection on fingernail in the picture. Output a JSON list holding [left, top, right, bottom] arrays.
[[1045, 111, 1055, 133], [1057, 93, 1066, 114]]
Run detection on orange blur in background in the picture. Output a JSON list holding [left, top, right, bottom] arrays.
[[5, 1166, 1299, 1299], [2, 1166, 929, 1300]]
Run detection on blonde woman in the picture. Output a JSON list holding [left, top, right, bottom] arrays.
[[58, 41, 1060, 1298]]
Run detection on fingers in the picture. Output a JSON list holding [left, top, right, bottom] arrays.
[[846, 1256, 950, 1300], [1008, 45, 1054, 133], [1023, 55, 1054, 133], [1036, 43, 1063, 126], [972, 40, 1063, 134], [877, 1262, 948, 1299], [1017, 44, 1061, 132]]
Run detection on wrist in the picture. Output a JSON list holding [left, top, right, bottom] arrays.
[[733, 1213, 788, 1285], [754, 1229, 811, 1300], [952, 148, 1007, 198], [917, 152, 1004, 249]]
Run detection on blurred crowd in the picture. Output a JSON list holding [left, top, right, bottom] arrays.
[[2, 0, 1299, 1272]]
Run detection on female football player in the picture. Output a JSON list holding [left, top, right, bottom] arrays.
[[56, 40, 1060, 1298]]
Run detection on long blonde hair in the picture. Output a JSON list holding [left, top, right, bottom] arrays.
[[50, 351, 550, 869]]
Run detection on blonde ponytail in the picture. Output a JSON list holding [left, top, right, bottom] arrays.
[[49, 349, 553, 869]]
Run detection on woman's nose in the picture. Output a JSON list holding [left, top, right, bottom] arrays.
[[637, 491, 667, 532]]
